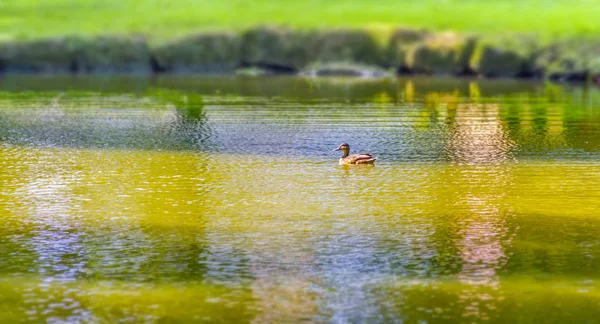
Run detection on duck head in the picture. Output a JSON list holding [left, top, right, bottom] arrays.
[[334, 143, 350, 158]]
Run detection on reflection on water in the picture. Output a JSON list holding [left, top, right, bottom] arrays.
[[1, 77, 600, 322], [445, 103, 515, 164]]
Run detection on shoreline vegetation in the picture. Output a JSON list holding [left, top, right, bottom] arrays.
[[0, 27, 599, 84]]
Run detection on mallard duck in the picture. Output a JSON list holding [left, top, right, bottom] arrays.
[[333, 143, 376, 165]]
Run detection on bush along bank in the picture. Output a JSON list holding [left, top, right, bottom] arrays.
[[0, 27, 599, 84], [0, 36, 151, 73]]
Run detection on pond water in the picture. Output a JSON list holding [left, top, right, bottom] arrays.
[[1, 76, 600, 323]]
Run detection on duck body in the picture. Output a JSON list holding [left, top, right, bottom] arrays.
[[339, 153, 377, 165], [334, 143, 376, 165]]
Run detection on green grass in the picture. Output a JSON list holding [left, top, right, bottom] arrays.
[[0, 0, 599, 42]]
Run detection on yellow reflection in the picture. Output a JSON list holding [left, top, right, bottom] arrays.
[[425, 91, 461, 110], [469, 82, 481, 102], [404, 81, 415, 103], [372, 91, 393, 103]]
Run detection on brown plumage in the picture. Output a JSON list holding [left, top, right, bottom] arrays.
[[334, 143, 377, 165]]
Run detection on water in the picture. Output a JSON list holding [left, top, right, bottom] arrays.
[[1, 76, 600, 323]]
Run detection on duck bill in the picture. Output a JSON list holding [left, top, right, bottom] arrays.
[[333, 147, 341, 151]]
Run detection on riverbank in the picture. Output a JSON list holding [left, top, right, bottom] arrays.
[[0, 27, 599, 84]]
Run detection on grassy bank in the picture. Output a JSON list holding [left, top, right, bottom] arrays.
[[0, 28, 599, 83], [2, 0, 600, 42]]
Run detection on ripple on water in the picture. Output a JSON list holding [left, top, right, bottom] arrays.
[[1, 82, 600, 322]]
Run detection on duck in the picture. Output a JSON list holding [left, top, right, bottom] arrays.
[[333, 143, 377, 165]]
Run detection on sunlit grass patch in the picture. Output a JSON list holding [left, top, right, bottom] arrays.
[[2, 0, 600, 42]]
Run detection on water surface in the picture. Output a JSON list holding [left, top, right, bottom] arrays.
[[1, 76, 600, 322]]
